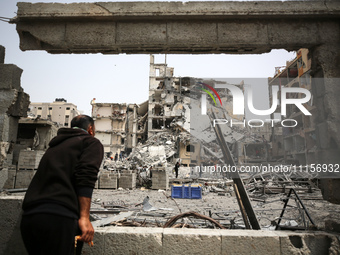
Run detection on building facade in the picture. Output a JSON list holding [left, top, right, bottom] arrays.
[[91, 100, 148, 156], [269, 49, 316, 165], [28, 98, 80, 127]]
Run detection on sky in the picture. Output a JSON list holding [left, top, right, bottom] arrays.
[[0, 0, 296, 115]]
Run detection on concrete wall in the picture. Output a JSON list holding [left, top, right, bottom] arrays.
[[0, 45, 30, 169], [1, 196, 340, 255]]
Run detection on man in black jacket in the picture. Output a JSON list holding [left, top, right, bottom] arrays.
[[20, 115, 104, 255]]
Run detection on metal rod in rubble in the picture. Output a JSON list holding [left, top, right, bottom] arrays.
[[210, 111, 261, 230]]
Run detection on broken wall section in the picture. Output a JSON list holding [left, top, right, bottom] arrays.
[[0, 46, 30, 179]]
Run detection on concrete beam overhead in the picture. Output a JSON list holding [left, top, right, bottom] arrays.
[[13, 1, 340, 54], [15, 1, 340, 20]]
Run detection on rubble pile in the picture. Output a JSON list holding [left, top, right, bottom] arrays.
[[88, 183, 340, 231], [102, 132, 179, 171], [127, 132, 178, 167]]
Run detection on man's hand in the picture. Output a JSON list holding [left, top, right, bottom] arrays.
[[78, 196, 94, 243], [78, 217, 94, 243]]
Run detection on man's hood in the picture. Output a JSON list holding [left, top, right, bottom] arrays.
[[49, 128, 89, 147]]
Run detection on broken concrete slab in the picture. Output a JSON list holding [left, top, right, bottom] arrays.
[[92, 211, 134, 228]]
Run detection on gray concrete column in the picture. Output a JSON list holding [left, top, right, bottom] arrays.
[[311, 43, 340, 204]]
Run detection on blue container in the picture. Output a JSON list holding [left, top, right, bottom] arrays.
[[171, 184, 202, 199]]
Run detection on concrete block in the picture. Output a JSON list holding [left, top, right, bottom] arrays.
[[0, 64, 23, 90], [66, 21, 116, 48], [163, 228, 221, 255], [99, 172, 118, 189], [0, 116, 19, 143], [7, 91, 30, 118], [0, 91, 18, 116], [0, 46, 4, 64], [103, 227, 163, 255], [221, 230, 280, 255], [0, 196, 27, 255], [151, 170, 169, 190], [18, 150, 44, 169], [117, 22, 166, 45], [119, 173, 136, 189]]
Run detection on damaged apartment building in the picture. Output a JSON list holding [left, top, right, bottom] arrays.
[[94, 55, 269, 172], [91, 100, 148, 156], [268, 49, 316, 166], [148, 55, 194, 166], [28, 98, 80, 127], [91, 55, 194, 167]]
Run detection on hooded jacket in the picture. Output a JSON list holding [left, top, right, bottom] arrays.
[[22, 128, 104, 218]]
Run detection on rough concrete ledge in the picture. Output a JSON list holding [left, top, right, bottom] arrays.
[[13, 2, 340, 55], [82, 227, 340, 255], [15, 1, 340, 20], [1, 196, 339, 255]]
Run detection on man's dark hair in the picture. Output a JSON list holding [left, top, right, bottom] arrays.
[[71, 115, 94, 130]]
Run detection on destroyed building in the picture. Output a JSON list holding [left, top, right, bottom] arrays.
[[91, 101, 128, 155], [91, 100, 148, 156], [126, 101, 148, 153], [269, 49, 316, 165], [28, 98, 80, 127]]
